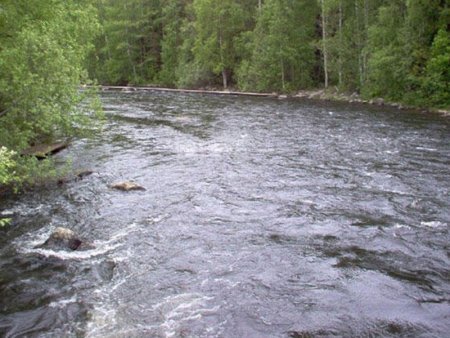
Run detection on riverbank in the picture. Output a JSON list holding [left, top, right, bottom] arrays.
[[294, 89, 450, 116], [92, 85, 450, 117]]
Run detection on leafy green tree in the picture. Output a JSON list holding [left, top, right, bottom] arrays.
[[321, 0, 384, 92], [174, 6, 212, 88], [0, 147, 18, 187], [192, 0, 247, 88], [319, 0, 351, 89], [421, 28, 450, 107], [238, 0, 319, 92], [401, 0, 447, 105], [364, 0, 448, 106], [159, 1, 189, 87], [0, 0, 99, 187], [364, 1, 408, 100]]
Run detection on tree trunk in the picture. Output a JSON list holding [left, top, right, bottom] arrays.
[[362, 0, 369, 84], [105, 34, 112, 61], [218, 34, 227, 89], [124, 3, 137, 83], [338, 0, 343, 87], [222, 69, 228, 89], [321, 0, 329, 88], [355, 0, 363, 88]]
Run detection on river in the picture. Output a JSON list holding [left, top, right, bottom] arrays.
[[1, 91, 449, 337]]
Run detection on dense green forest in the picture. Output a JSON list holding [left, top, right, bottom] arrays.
[[0, 0, 449, 189], [88, 0, 449, 108]]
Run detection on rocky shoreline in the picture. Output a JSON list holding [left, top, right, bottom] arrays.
[[93, 85, 450, 117], [293, 89, 450, 116]]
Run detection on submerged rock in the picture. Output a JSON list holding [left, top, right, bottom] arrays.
[[57, 170, 95, 185], [111, 181, 146, 191], [75, 170, 94, 179], [92, 260, 116, 281], [41, 227, 94, 251]]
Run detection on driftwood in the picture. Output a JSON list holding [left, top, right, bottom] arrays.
[[21, 142, 69, 159]]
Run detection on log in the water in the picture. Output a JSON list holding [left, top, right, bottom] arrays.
[[97, 85, 277, 98], [22, 142, 69, 159]]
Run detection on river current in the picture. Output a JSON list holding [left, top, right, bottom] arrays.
[[1, 91, 449, 337]]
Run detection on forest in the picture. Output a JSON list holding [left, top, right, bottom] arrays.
[[88, 0, 449, 107], [0, 0, 449, 188]]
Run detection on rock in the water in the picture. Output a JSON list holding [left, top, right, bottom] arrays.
[[42, 227, 93, 251], [374, 97, 385, 106], [76, 170, 94, 180], [57, 170, 95, 185], [92, 260, 116, 281], [111, 181, 146, 191]]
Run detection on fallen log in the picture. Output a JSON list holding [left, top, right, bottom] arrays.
[[95, 85, 277, 98], [21, 142, 69, 159]]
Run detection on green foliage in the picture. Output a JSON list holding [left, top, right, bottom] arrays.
[[87, 0, 449, 108], [159, 1, 186, 87], [363, 2, 408, 100], [421, 28, 450, 108], [0, 147, 19, 186], [0, 144, 76, 191], [0, 218, 12, 227], [175, 15, 215, 89], [0, 0, 99, 149], [362, 0, 448, 106], [238, 0, 318, 92], [89, 0, 162, 85], [192, 0, 247, 88], [0, 145, 59, 190], [0, 0, 100, 190]]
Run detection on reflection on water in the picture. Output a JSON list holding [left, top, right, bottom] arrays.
[[1, 91, 450, 337]]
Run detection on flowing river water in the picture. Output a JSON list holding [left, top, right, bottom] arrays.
[[1, 91, 450, 337]]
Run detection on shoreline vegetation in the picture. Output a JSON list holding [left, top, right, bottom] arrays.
[[88, 1, 449, 112], [94, 85, 450, 116]]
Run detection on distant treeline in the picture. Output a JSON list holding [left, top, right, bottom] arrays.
[[88, 0, 449, 108]]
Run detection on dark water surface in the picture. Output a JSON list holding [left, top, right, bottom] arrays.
[[1, 91, 450, 337]]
